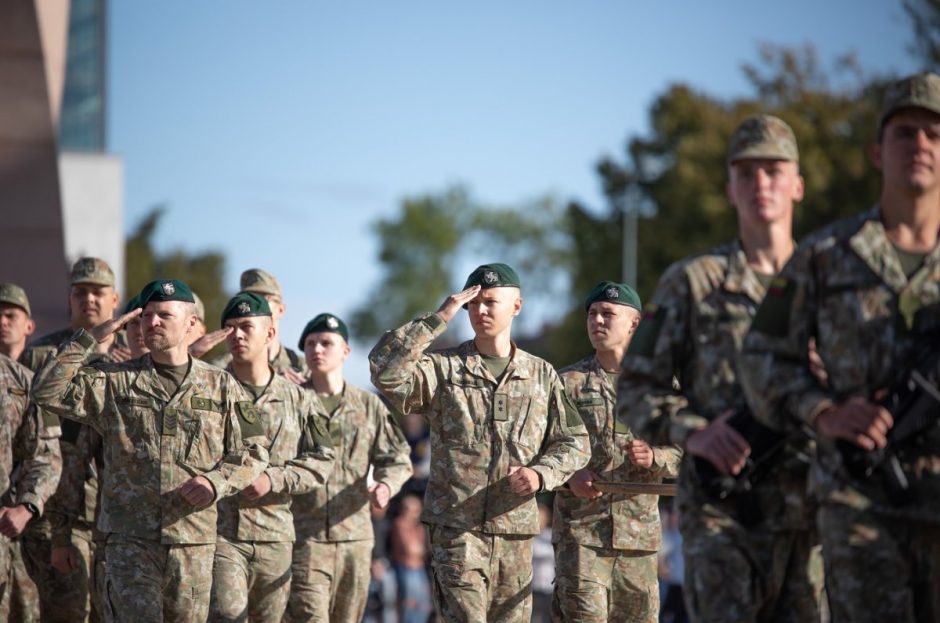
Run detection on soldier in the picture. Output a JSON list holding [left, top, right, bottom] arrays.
[[286, 313, 412, 623], [617, 116, 823, 622], [740, 72, 940, 622], [0, 283, 36, 363], [210, 293, 334, 623], [212, 269, 308, 381], [0, 353, 62, 621], [18, 257, 124, 623], [554, 281, 681, 623], [31, 279, 269, 623], [369, 263, 590, 622]]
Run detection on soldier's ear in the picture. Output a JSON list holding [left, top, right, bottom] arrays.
[[25, 318, 35, 337], [512, 296, 523, 317]]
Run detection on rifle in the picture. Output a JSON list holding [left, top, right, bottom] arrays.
[[592, 481, 677, 496]]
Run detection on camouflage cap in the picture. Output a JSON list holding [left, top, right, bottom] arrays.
[[727, 115, 799, 164], [462, 263, 521, 290], [0, 283, 30, 316], [138, 279, 195, 306], [239, 268, 282, 299], [221, 292, 271, 326], [70, 257, 115, 287], [192, 292, 206, 322], [298, 313, 349, 349], [879, 71, 940, 133], [584, 280, 642, 312]]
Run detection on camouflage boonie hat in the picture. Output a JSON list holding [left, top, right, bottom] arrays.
[[138, 279, 195, 306], [584, 280, 642, 312], [240, 268, 282, 299], [879, 72, 940, 133], [221, 292, 271, 326], [70, 257, 115, 287], [0, 283, 30, 316], [298, 313, 349, 349], [192, 292, 206, 322], [727, 115, 799, 164]]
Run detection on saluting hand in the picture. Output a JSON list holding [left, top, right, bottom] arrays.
[[189, 328, 233, 358], [90, 308, 143, 344], [177, 476, 215, 508], [436, 286, 482, 323], [507, 465, 540, 496], [686, 411, 751, 476]]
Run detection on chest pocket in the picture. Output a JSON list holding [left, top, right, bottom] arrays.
[[574, 391, 607, 436], [179, 397, 226, 471], [508, 392, 539, 461], [115, 396, 160, 459], [441, 373, 488, 446]]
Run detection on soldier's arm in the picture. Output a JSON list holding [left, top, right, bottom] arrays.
[[199, 376, 270, 502], [617, 263, 705, 448], [31, 330, 108, 434], [650, 445, 682, 479], [11, 397, 62, 518], [368, 397, 414, 498], [528, 377, 590, 491], [47, 427, 99, 547], [740, 246, 832, 432], [368, 314, 445, 415], [265, 392, 335, 496]]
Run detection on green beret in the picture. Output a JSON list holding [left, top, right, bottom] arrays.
[[727, 115, 799, 164], [879, 71, 940, 133], [462, 263, 521, 290], [584, 281, 642, 312], [0, 283, 30, 316], [138, 279, 195, 306], [221, 292, 271, 326], [298, 313, 349, 349], [122, 294, 142, 315]]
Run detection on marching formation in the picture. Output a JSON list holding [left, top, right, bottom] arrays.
[[0, 70, 937, 623]]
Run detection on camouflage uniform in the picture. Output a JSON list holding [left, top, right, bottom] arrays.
[[617, 241, 823, 623], [17, 327, 127, 623], [210, 370, 334, 623], [0, 354, 62, 621], [285, 383, 412, 623], [30, 329, 269, 623], [553, 355, 681, 623], [369, 313, 590, 623], [741, 207, 940, 622]]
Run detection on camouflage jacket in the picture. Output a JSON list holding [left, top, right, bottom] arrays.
[[741, 207, 940, 523], [31, 330, 269, 544], [617, 240, 812, 530], [217, 369, 334, 543], [211, 343, 308, 377], [369, 313, 590, 535], [555, 355, 681, 551], [20, 326, 126, 542], [0, 354, 61, 516], [292, 383, 412, 542]]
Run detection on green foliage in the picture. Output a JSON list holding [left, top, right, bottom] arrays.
[[125, 206, 230, 330]]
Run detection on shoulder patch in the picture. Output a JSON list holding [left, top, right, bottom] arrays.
[[191, 396, 223, 412], [627, 304, 667, 357], [561, 391, 584, 429], [750, 277, 796, 337], [235, 401, 264, 439]]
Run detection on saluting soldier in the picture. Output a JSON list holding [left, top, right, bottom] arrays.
[[210, 293, 334, 623], [286, 313, 412, 623], [31, 279, 269, 623], [554, 281, 681, 623], [617, 116, 823, 622], [369, 263, 590, 622], [741, 72, 940, 622]]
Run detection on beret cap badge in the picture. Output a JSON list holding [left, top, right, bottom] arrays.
[[162, 282, 176, 295]]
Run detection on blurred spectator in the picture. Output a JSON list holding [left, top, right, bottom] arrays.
[[658, 507, 687, 623], [390, 493, 432, 623], [531, 501, 554, 623], [399, 412, 431, 485], [364, 502, 396, 623]]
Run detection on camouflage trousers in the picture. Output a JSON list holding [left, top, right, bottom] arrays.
[[551, 541, 658, 623], [209, 537, 292, 623], [819, 502, 940, 622], [681, 516, 823, 623], [19, 521, 94, 623], [285, 537, 372, 623], [9, 537, 39, 623], [429, 525, 532, 623], [102, 534, 214, 623]]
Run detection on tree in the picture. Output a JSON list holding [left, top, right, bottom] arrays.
[[904, 0, 940, 67], [125, 205, 230, 330]]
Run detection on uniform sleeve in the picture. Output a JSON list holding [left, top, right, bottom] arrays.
[[617, 264, 708, 448], [368, 314, 446, 415], [369, 397, 414, 497], [528, 375, 590, 491], [265, 391, 335, 495], [12, 400, 62, 518], [740, 246, 834, 432], [650, 445, 682, 479], [30, 330, 107, 434], [201, 376, 270, 501], [47, 428, 99, 547]]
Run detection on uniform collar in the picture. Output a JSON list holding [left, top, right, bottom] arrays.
[[723, 239, 771, 303]]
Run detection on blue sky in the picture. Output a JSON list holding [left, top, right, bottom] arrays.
[[109, 1, 920, 385]]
